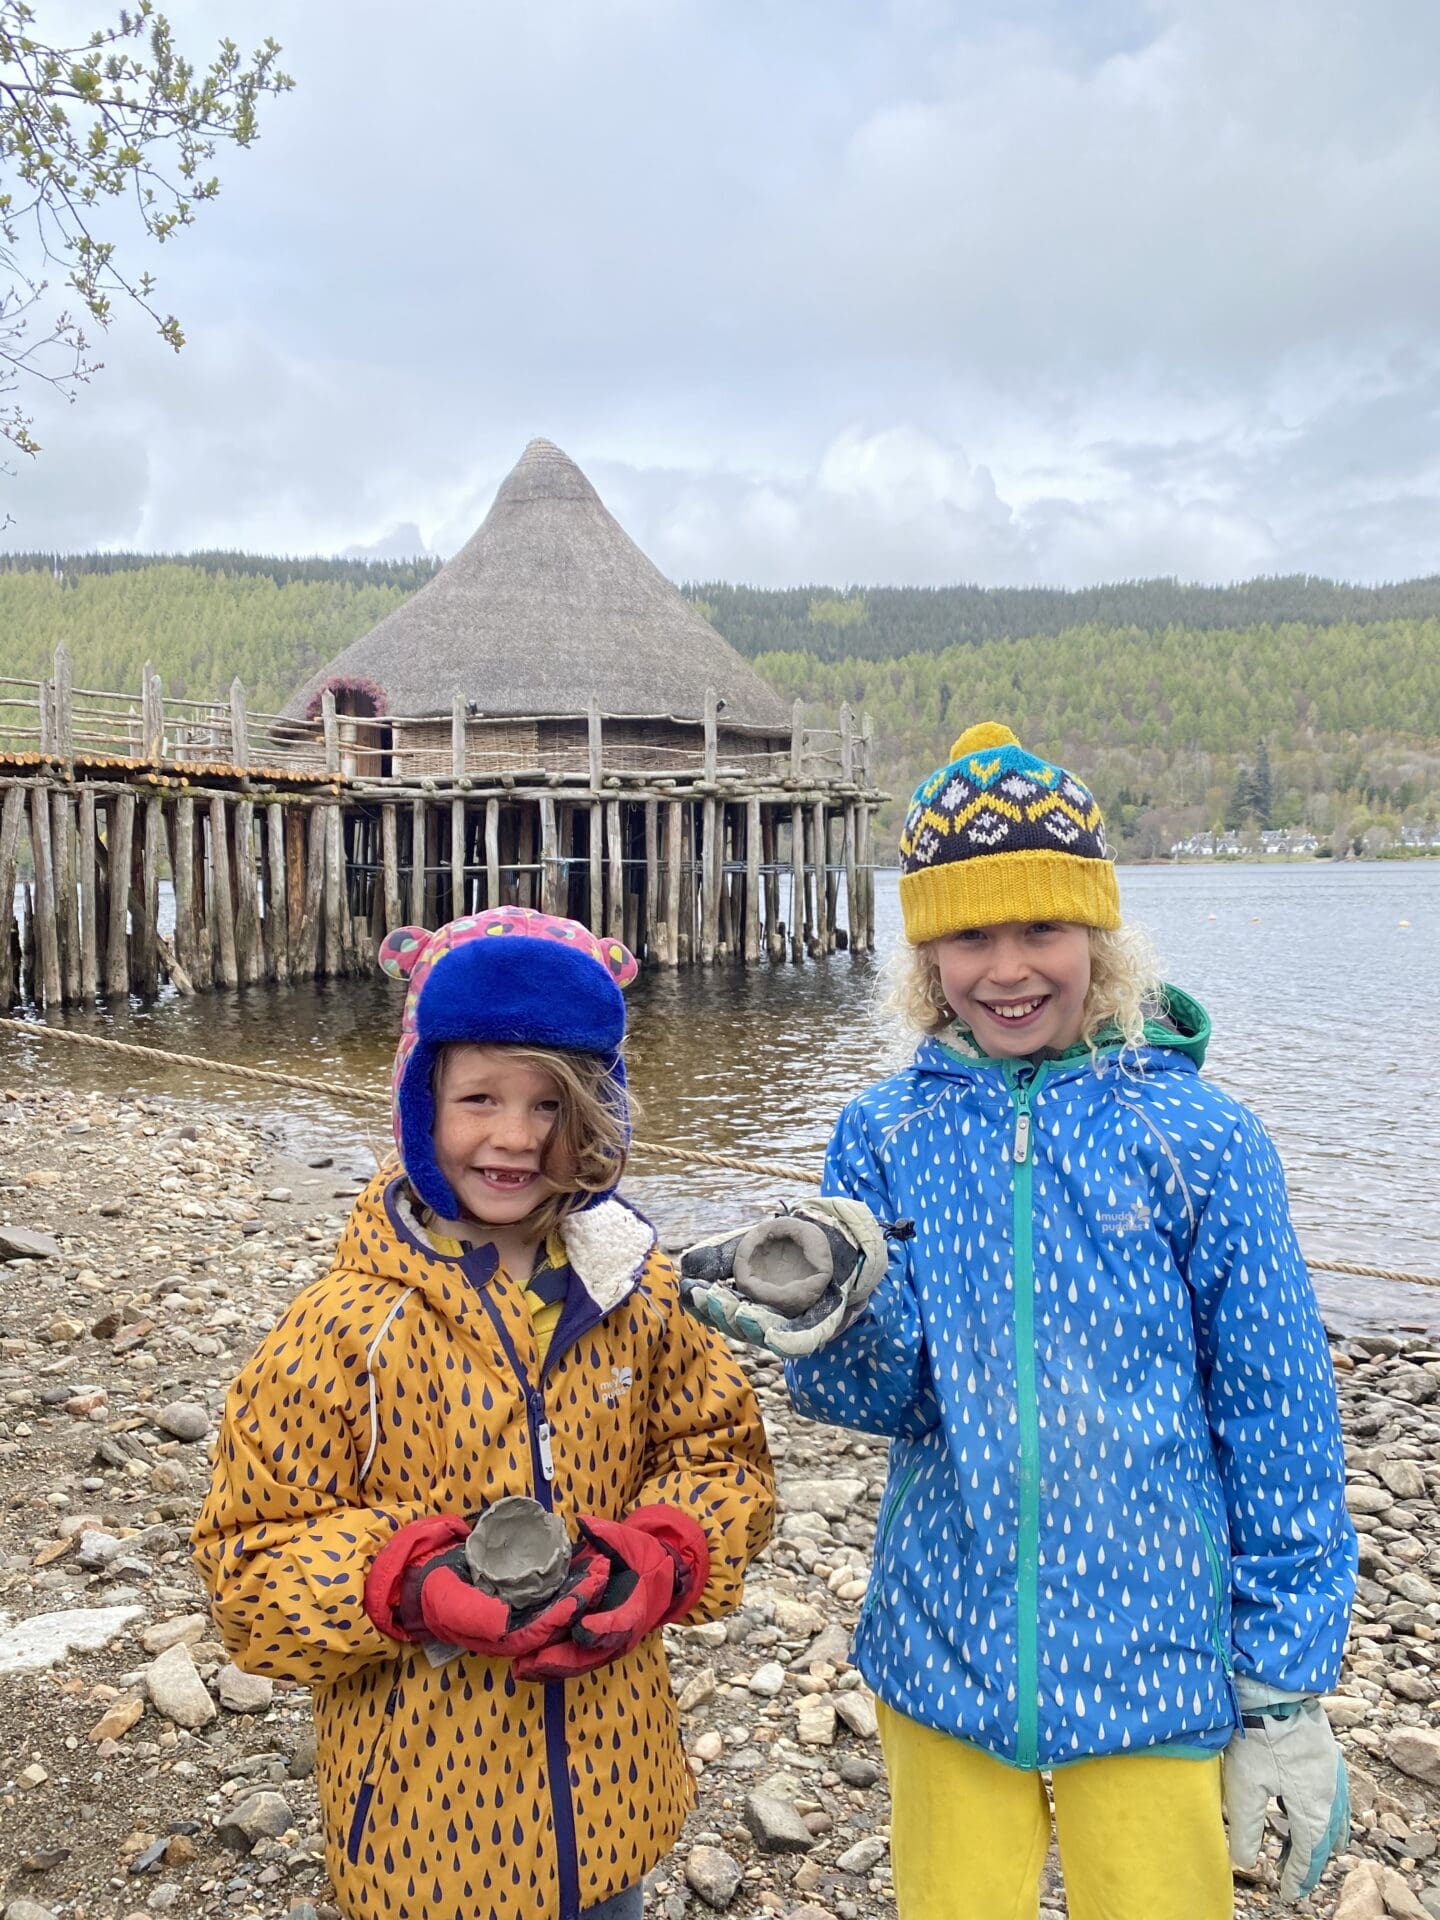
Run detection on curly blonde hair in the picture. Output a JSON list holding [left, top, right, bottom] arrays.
[[432, 1043, 634, 1243], [886, 922, 1165, 1062]]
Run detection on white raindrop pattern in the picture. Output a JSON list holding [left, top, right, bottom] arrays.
[[786, 1037, 1356, 1769]]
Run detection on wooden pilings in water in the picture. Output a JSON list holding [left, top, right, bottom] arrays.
[[0, 773, 879, 1007]]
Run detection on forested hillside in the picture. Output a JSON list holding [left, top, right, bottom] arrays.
[[687, 577, 1440, 662], [2, 553, 1436, 856]]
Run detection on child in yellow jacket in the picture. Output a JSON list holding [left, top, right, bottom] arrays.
[[194, 909, 776, 1920]]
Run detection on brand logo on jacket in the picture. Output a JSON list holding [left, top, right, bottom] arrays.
[[601, 1364, 633, 1407], [1096, 1193, 1152, 1237]]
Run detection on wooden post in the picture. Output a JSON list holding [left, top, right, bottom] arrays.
[[38, 680, 52, 757], [789, 803, 805, 963], [105, 792, 135, 997], [744, 795, 761, 965], [28, 786, 61, 1007], [78, 787, 98, 1001], [142, 662, 164, 761], [233, 799, 262, 985], [606, 799, 624, 941], [840, 703, 854, 784], [588, 802, 603, 934], [173, 795, 198, 985], [485, 798, 500, 911], [587, 698, 604, 791], [208, 797, 239, 989], [285, 808, 306, 977], [295, 804, 324, 978], [452, 693, 467, 779], [451, 797, 467, 918], [229, 678, 250, 766], [700, 796, 718, 966], [717, 808, 733, 957], [265, 802, 290, 983], [762, 805, 782, 961], [323, 803, 344, 976], [409, 798, 426, 924], [703, 687, 718, 785], [381, 804, 402, 934], [791, 699, 804, 781], [643, 799, 659, 965], [53, 790, 81, 1002], [843, 802, 858, 952], [322, 690, 340, 775], [0, 785, 25, 1007], [133, 794, 161, 994], [662, 801, 682, 969], [857, 803, 874, 951], [539, 795, 561, 917], [810, 801, 829, 954], [825, 808, 841, 949], [52, 644, 74, 765]]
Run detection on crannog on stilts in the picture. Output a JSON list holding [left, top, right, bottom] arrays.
[[0, 440, 885, 1008]]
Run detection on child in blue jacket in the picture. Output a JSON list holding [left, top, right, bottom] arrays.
[[685, 723, 1356, 1920]]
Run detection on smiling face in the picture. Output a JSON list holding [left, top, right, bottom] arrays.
[[933, 921, 1093, 1058], [431, 1045, 571, 1244]]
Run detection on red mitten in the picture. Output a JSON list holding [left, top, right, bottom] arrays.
[[364, 1514, 469, 1642], [514, 1505, 710, 1681], [363, 1514, 610, 1658]]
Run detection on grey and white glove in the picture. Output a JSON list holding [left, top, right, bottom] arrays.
[[1223, 1676, 1350, 1902], [679, 1197, 898, 1357]]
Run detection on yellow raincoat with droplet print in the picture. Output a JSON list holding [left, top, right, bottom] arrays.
[[193, 1175, 775, 1920]]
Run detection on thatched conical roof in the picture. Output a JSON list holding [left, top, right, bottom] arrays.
[[287, 439, 789, 730]]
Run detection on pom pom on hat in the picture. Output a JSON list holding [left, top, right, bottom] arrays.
[[949, 721, 1020, 759], [899, 720, 1120, 941]]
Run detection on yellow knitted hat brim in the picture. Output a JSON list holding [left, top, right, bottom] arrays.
[[900, 847, 1121, 944]]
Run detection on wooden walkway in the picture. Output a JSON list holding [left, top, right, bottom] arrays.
[[1, 648, 883, 1007]]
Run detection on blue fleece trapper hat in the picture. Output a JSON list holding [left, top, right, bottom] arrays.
[[378, 908, 640, 1219]]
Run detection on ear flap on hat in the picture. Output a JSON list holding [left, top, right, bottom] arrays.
[[379, 926, 430, 979]]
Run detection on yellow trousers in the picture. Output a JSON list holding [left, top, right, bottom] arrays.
[[876, 1701, 1233, 1920]]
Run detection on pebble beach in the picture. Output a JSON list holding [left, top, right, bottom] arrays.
[[2, 1085, 1439, 1920]]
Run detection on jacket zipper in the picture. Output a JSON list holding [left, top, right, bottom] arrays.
[[1194, 1506, 1242, 1728], [1007, 1061, 1045, 1769], [345, 1674, 401, 1866], [476, 1287, 581, 1920]]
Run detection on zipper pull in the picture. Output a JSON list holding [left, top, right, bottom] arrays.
[[537, 1420, 555, 1483], [1013, 1110, 1031, 1165]]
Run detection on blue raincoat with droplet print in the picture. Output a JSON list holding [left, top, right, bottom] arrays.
[[786, 989, 1356, 1769]]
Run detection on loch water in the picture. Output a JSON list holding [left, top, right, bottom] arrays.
[[6, 861, 1438, 1334]]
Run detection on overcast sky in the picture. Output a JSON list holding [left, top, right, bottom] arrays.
[[5, 0, 1439, 585]]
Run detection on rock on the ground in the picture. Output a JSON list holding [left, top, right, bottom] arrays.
[[217, 1663, 274, 1712], [1387, 1726, 1440, 1785], [5, 1898, 63, 1920], [743, 1791, 816, 1854], [144, 1640, 217, 1729], [139, 1613, 209, 1655], [781, 1478, 869, 1521], [155, 1398, 209, 1441], [834, 1687, 878, 1739], [0, 1224, 60, 1259], [684, 1845, 745, 1910], [217, 1788, 294, 1851], [836, 1835, 889, 1875], [796, 1696, 837, 1747], [0, 1604, 143, 1676]]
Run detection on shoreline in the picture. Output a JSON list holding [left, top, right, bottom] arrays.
[[0, 1087, 1437, 1920]]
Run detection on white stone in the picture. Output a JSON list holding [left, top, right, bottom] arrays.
[[1386, 1725, 1440, 1786], [834, 1688, 879, 1739], [0, 1604, 143, 1677], [748, 1662, 786, 1698], [837, 1835, 889, 1874], [145, 1640, 218, 1729], [796, 1696, 837, 1747], [217, 1664, 274, 1713], [782, 1478, 868, 1522]]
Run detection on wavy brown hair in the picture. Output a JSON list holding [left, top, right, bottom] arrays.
[[432, 1043, 633, 1243], [886, 923, 1164, 1062]]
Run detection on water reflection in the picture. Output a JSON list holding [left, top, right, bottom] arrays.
[[4, 863, 1437, 1334]]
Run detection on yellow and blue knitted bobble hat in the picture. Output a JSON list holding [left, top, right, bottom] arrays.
[[898, 721, 1121, 943]]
